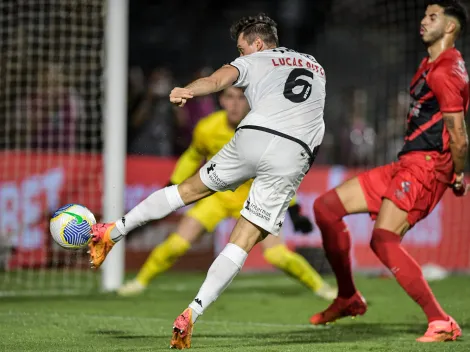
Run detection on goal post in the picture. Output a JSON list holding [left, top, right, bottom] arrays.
[[101, 0, 128, 292], [0, 0, 128, 295]]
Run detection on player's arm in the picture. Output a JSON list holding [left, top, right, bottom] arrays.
[[443, 112, 468, 176], [431, 66, 469, 194], [443, 112, 469, 195], [169, 66, 239, 106], [169, 122, 207, 185]]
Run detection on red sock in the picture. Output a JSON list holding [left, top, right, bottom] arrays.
[[314, 189, 357, 298], [370, 228, 448, 323]]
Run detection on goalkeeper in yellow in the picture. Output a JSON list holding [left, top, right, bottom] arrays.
[[118, 87, 335, 300]]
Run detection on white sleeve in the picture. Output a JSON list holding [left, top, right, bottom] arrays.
[[230, 56, 252, 88]]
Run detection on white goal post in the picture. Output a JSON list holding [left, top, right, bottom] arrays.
[[101, 0, 128, 292], [0, 0, 128, 295]]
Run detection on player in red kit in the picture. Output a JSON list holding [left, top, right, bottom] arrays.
[[310, 0, 469, 343]]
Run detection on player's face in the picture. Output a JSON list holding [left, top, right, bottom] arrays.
[[420, 5, 448, 45], [220, 87, 249, 126], [236, 33, 262, 56]]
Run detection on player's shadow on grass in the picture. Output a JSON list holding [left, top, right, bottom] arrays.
[[90, 322, 429, 347], [192, 322, 426, 346], [226, 285, 306, 297]]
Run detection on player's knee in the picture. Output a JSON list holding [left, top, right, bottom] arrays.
[[369, 228, 401, 257], [313, 189, 346, 225]]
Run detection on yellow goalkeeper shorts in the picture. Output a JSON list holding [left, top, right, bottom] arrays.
[[186, 193, 243, 232]]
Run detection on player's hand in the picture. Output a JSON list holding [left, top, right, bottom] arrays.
[[452, 172, 469, 197], [288, 204, 314, 234], [169, 87, 194, 107]]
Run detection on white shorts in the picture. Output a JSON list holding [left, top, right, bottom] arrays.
[[199, 128, 312, 234]]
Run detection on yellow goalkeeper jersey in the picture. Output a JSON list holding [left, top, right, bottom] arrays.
[[170, 110, 252, 207]]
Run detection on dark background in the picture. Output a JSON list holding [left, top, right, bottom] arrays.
[[0, 0, 469, 167], [127, 0, 470, 167]]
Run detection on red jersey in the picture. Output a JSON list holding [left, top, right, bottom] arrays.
[[398, 48, 469, 183]]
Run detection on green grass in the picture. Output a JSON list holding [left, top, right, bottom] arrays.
[[1, 273, 470, 351]]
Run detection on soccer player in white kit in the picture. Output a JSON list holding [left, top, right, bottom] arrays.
[[87, 14, 326, 349]]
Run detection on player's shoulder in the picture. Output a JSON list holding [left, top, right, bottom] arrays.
[[431, 48, 468, 83], [260, 47, 316, 58], [433, 48, 466, 72]]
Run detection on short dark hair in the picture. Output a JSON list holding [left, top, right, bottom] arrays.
[[230, 13, 278, 46], [427, 0, 468, 35]]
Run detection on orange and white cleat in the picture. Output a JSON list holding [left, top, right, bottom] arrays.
[[88, 223, 116, 269], [310, 291, 367, 325], [416, 316, 462, 342], [170, 308, 194, 349]]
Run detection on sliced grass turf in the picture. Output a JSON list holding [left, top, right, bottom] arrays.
[[0, 273, 469, 351]]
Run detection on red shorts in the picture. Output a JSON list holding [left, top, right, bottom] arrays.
[[357, 152, 449, 227]]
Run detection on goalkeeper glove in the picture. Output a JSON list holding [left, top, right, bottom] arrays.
[[452, 173, 468, 197], [288, 204, 314, 234]]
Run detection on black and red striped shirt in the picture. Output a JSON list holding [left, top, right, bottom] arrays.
[[399, 48, 469, 183]]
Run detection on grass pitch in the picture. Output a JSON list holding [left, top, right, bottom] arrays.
[[1, 273, 469, 351]]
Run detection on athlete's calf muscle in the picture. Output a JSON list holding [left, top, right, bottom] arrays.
[[229, 216, 268, 252]]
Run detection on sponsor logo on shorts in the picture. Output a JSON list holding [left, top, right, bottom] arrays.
[[276, 220, 283, 228], [206, 163, 216, 174], [205, 162, 228, 189], [207, 170, 229, 189], [395, 181, 411, 200], [244, 198, 271, 222], [245, 198, 251, 211]]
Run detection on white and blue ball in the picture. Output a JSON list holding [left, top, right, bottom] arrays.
[[50, 204, 96, 249]]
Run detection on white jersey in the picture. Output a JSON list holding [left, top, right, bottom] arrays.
[[230, 47, 326, 150]]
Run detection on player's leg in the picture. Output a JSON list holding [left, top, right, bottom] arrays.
[[89, 129, 255, 269], [118, 196, 228, 296], [310, 165, 390, 325], [187, 216, 268, 320], [170, 216, 266, 349], [313, 177, 369, 300], [370, 174, 460, 342], [261, 235, 336, 300], [170, 132, 309, 349], [88, 173, 214, 269]]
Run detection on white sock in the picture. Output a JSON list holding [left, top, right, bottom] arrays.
[[112, 185, 185, 241], [188, 243, 248, 323]]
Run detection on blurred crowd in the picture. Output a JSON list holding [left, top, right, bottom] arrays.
[[127, 66, 216, 157]]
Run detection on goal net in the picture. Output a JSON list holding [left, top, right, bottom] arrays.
[[0, 0, 105, 295]]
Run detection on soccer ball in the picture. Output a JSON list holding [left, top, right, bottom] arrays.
[[50, 204, 96, 249]]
